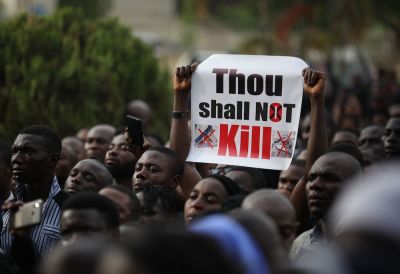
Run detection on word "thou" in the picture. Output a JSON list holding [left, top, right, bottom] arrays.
[[212, 68, 283, 96]]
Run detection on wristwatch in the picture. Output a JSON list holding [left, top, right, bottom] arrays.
[[172, 111, 189, 119]]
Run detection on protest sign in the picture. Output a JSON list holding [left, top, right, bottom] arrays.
[[186, 54, 308, 170]]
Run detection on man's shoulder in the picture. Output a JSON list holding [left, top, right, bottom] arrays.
[[53, 190, 71, 208]]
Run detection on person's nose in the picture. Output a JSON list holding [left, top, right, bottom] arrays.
[[191, 197, 204, 210], [71, 173, 82, 185], [135, 167, 147, 180], [11, 151, 23, 165], [308, 177, 324, 191]]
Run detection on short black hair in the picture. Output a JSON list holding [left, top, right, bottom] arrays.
[[19, 125, 61, 154], [146, 146, 184, 176], [62, 192, 119, 229], [0, 140, 11, 168], [207, 175, 244, 196], [102, 184, 141, 220], [228, 166, 266, 190], [138, 184, 180, 216]]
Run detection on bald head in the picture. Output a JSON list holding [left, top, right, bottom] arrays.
[[64, 159, 113, 194], [242, 189, 297, 252], [85, 125, 115, 162], [306, 152, 362, 219], [62, 136, 85, 160], [126, 100, 152, 128]]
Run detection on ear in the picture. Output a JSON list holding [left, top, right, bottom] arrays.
[[169, 174, 181, 189], [50, 153, 60, 165]]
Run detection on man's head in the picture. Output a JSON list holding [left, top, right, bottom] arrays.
[[301, 113, 336, 147], [358, 125, 385, 166], [126, 100, 152, 130], [11, 125, 61, 185], [242, 189, 297, 252], [56, 144, 79, 188], [277, 159, 305, 196], [132, 146, 184, 191], [136, 184, 179, 224], [306, 152, 362, 219], [62, 136, 85, 161], [0, 140, 12, 199], [382, 118, 400, 158], [84, 125, 115, 162], [225, 166, 266, 193], [64, 159, 113, 194], [332, 129, 358, 146], [99, 185, 141, 224], [104, 132, 137, 182], [61, 192, 120, 246]]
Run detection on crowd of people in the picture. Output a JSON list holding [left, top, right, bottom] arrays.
[[0, 62, 399, 274]]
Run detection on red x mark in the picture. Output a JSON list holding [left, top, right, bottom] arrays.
[[197, 128, 216, 148], [276, 131, 292, 157]]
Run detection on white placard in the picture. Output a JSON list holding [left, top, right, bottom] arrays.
[[187, 54, 308, 170]]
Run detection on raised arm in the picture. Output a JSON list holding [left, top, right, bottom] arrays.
[[290, 68, 327, 227], [169, 64, 202, 200], [169, 63, 198, 160]]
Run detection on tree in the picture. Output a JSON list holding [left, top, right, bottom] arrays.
[[58, 0, 113, 19], [0, 8, 171, 141]]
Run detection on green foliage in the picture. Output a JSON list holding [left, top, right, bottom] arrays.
[[58, 0, 113, 19], [0, 8, 172, 141]]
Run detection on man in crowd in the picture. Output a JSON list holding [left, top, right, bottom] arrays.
[[64, 159, 113, 195], [99, 185, 141, 224], [291, 151, 362, 258], [84, 125, 115, 162], [104, 130, 137, 189], [132, 146, 184, 192], [1, 125, 69, 256], [383, 117, 400, 158], [55, 143, 79, 189], [60, 192, 120, 246]]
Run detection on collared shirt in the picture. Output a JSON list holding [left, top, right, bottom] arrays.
[[290, 222, 325, 260], [0, 177, 62, 256]]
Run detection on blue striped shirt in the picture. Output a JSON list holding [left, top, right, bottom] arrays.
[[0, 177, 62, 256]]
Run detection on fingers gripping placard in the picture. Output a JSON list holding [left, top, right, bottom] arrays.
[[187, 54, 307, 170]]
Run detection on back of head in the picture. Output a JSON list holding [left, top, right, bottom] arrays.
[[328, 143, 364, 167], [63, 192, 119, 229], [19, 125, 61, 154], [329, 161, 400, 274], [101, 184, 141, 221], [226, 166, 266, 192], [230, 209, 288, 273], [207, 174, 244, 196], [121, 229, 240, 274], [242, 189, 295, 220]]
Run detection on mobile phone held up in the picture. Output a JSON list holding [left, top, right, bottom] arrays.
[[10, 199, 43, 230], [126, 115, 144, 147]]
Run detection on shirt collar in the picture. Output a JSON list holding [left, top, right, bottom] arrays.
[[15, 176, 61, 201]]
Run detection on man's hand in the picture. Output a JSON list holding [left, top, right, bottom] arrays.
[[173, 63, 198, 93], [123, 129, 151, 159], [303, 68, 326, 98]]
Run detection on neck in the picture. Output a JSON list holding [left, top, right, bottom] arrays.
[[26, 174, 54, 201], [115, 177, 133, 190]]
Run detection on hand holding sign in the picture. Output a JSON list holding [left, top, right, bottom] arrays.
[[302, 68, 326, 98], [174, 63, 198, 93], [187, 54, 308, 170]]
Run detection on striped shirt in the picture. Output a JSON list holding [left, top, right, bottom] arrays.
[[0, 177, 62, 256]]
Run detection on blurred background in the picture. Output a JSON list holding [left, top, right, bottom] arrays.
[[0, 0, 399, 140]]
